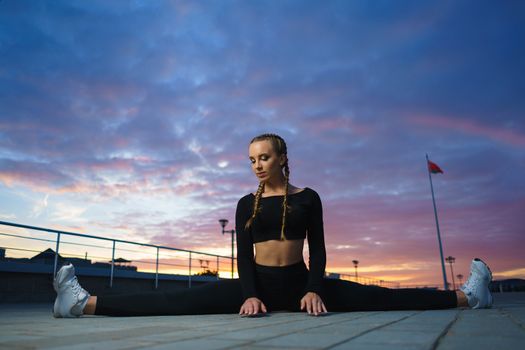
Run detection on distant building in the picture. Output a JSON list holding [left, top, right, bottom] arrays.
[[490, 279, 525, 292], [30, 248, 64, 265], [29, 248, 93, 267], [1, 247, 137, 271]]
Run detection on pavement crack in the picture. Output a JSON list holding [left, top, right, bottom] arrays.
[[430, 309, 461, 350], [499, 308, 525, 331], [224, 312, 384, 349], [322, 311, 421, 350]]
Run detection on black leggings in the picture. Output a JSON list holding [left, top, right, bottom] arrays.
[[95, 261, 457, 316]]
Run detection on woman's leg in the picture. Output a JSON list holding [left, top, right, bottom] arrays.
[[53, 263, 244, 317], [456, 290, 468, 307], [320, 258, 492, 312], [84, 296, 97, 314], [93, 279, 244, 316], [321, 279, 458, 312]]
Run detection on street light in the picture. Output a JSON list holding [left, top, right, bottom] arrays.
[[219, 219, 235, 278], [352, 260, 359, 282], [445, 256, 456, 290]]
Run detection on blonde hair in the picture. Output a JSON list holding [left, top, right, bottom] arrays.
[[244, 133, 290, 240]]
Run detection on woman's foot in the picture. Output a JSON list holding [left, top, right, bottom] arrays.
[[460, 258, 493, 309], [53, 263, 90, 318]]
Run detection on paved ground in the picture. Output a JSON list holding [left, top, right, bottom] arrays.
[[1, 292, 524, 349]]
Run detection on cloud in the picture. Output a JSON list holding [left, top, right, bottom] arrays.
[[50, 202, 87, 223], [408, 114, 525, 148], [0, 213, 16, 220], [496, 267, 525, 279], [30, 193, 49, 218], [0, 0, 523, 284]]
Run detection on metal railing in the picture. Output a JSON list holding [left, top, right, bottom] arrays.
[[326, 272, 401, 289], [1, 220, 405, 289], [0, 220, 233, 288]]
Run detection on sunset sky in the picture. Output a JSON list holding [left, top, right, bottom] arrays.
[[1, 0, 524, 286]]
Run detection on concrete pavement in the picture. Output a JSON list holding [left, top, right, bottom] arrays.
[[1, 292, 524, 349]]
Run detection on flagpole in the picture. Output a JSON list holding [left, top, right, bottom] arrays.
[[426, 153, 448, 290]]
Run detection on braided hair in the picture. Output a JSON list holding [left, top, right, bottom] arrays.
[[244, 133, 290, 241]]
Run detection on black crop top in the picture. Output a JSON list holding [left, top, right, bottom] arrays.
[[235, 187, 327, 299]]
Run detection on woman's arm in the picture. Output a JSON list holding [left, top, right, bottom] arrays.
[[304, 189, 327, 295], [235, 196, 259, 299]]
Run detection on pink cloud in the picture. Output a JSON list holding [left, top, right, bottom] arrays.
[[407, 114, 525, 147], [321, 192, 525, 285]]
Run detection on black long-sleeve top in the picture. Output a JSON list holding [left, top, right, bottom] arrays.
[[235, 187, 327, 300]]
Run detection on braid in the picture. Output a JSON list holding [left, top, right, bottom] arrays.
[[280, 160, 290, 240], [245, 181, 265, 230], [246, 133, 290, 239]]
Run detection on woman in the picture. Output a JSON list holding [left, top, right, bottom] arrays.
[[53, 133, 493, 318]]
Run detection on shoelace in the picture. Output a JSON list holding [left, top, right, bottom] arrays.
[[70, 276, 84, 299], [463, 274, 478, 294], [461, 272, 474, 291], [462, 272, 488, 295], [461, 262, 491, 292]]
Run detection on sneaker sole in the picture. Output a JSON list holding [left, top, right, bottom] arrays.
[[52, 264, 78, 318], [473, 258, 493, 280], [469, 258, 494, 309], [470, 291, 493, 309], [53, 263, 74, 292], [461, 259, 492, 292], [53, 296, 62, 318]]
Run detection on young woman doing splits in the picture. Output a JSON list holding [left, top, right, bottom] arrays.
[[53, 133, 493, 318]]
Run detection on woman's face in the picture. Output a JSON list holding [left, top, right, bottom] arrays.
[[248, 140, 285, 182]]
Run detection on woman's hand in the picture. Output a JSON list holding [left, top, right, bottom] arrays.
[[300, 292, 327, 316], [239, 297, 267, 316]]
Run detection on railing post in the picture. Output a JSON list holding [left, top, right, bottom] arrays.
[[155, 247, 159, 289], [216, 255, 220, 281], [188, 251, 192, 288], [110, 240, 115, 288], [53, 232, 61, 279]]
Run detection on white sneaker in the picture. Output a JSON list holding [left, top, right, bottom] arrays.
[[460, 258, 493, 309], [53, 263, 90, 318]]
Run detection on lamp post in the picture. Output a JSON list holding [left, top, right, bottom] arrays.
[[445, 256, 456, 290], [219, 219, 235, 278], [352, 260, 359, 282]]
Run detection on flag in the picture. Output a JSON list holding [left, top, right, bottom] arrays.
[[428, 160, 444, 174]]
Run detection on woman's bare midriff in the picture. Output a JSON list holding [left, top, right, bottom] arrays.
[[254, 239, 304, 266]]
